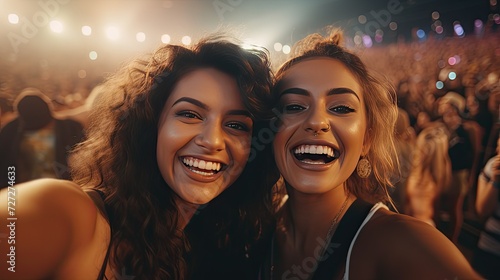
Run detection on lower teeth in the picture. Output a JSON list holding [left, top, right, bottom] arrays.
[[300, 159, 326, 165], [189, 167, 215, 176]]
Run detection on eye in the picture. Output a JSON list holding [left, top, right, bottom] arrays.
[[176, 110, 202, 119], [226, 122, 250, 132], [329, 105, 355, 114], [283, 104, 306, 113]]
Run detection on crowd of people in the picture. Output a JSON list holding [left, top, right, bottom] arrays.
[[0, 27, 499, 279]]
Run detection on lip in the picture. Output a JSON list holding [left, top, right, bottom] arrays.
[[179, 155, 228, 183], [289, 139, 340, 171]]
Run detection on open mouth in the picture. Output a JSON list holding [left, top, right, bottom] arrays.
[[181, 156, 225, 176], [293, 144, 339, 165]]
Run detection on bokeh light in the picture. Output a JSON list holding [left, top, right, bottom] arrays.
[[136, 32, 146, 42], [453, 22, 465, 37], [105, 26, 120, 41], [358, 15, 367, 24], [389, 22, 398, 31], [8, 14, 19, 24], [161, 34, 171, 44], [89, 51, 98, 60], [50, 20, 63, 33], [78, 70, 87, 79], [282, 45, 291, 54], [81, 26, 92, 36], [432, 11, 440, 20], [448, 71, 457, 80], [182, 35, 192, 45], [436, 81, 444, 90], [274, 42, 283, 52], [448, 56, 457, 65], [362, 35, 373, 48], [416, 29, 426, 39]]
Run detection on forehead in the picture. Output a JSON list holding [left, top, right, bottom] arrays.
[[168, 68, 244, 107], [278, 57, 361, 95]]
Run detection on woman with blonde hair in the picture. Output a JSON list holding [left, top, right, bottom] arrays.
[[406, 122, 452, 226]]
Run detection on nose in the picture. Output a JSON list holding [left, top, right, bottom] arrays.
[[194, 122, 225, 152], [304, 106, 330, 135]]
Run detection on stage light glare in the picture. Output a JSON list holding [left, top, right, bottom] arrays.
[[161, 34, 171, 44], [136, 32, 146, 42], [106, 26, 120, 41], [8, 14, 19, 24], [282, 45, 290, 54], [50, 20, 63, 33], [82, 26, 92, 36], [182, 35, 192, 45], [273, 42, 282, 52]]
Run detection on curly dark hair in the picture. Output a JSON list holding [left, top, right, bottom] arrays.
[[273, 28, 399, 204], [70, 34, 280, 279]]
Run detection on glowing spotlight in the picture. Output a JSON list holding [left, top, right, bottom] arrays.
[[161, 34, 171, 44], [435, 26, 444, 34], [136, 32, 146, 42], [436, 81, 444, 90], [8, 14, 19, 24], [389, 22, 398, 31], [432, 11, 440, 20], [89, 51, 98, 60], [82, 26, 92, 36], [448, 72, 457, 80], [182, 35, 192, 45], [274, 42, 283, 52], [49, 20, 63, 33], [106, 26, 120, 41], [282, 45, 291, 54]]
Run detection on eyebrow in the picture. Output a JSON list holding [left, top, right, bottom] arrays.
[[172, 97, 252, 118], [172, 97, 208, 109], [280, 87, 360, 101]]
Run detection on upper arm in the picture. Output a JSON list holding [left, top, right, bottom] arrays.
[[380, 216, 481, 280], [0, 179, 98, 279], [354, 212, 481, 280]]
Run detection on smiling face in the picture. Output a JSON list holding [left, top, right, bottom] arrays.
[[273, 57, 369, 194], [157, 68, 253, 204]]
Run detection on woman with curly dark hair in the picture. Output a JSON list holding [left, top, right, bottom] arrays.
[[0, 35, 279, 279]]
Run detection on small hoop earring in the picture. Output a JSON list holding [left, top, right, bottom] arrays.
[[356, 157, 371, 178]]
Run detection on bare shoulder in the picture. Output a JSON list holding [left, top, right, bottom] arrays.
[[350, 208, 482, 280], [0, 179, 101, 279]]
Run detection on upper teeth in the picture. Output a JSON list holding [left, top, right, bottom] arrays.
[[182, 157, 222, 171], [294, 145, 334, 157]]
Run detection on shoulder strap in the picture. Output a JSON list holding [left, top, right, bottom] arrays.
[[85, 189, 111, 280], [312, 199, 374, 280]]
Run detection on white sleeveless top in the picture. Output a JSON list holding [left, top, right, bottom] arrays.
[[343, 202, 388, 280]]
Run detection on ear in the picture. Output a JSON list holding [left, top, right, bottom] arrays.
[[362, 129, 372, 156]]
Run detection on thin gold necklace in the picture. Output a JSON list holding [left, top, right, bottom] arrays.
[[269, 194, 351, 279]]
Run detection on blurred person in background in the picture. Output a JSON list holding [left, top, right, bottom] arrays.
[[473, 132, 500, 280], [0, 88, 84, 189], [406, 122, 452, 227]]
